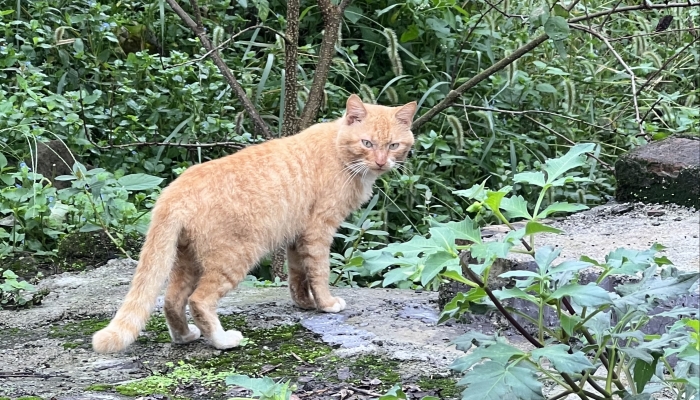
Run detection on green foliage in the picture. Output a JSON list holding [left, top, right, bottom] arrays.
[[225, 375, 293, 400], [375, 147, 699, 399], [0, 268, 44, 308], [116, 360, 235, 396]]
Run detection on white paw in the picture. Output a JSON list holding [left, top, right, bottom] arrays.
[[321, 297, 346, 313], [211, 329, 244, 349], [170, 324, 201, 344]]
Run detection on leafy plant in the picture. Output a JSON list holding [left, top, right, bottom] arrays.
[[0, 269, 45, 309], [370, 145, 699, 399], [226, 375, 294, 400]]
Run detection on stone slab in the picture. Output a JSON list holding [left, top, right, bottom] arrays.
[[615, 137, 700, 208]]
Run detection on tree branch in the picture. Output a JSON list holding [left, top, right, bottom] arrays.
[[165, 0, 273, 140], [571, 24, 644, 137], [413, 34, 549, 131], [298, 0, 353, 129], [569, 2, 700, 23]]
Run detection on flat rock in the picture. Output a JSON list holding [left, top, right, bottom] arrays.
[[615, 137, 700, 208]]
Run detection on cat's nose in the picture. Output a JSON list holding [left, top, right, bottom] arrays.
[[375, 161, 386, 168]]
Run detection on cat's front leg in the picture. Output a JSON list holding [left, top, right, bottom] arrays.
[[294, 228, 346, 313], [287, 243, 317, 310]]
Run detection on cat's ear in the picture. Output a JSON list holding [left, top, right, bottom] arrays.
[[395, 101, 417, 126], [345, 94, 367, 125]]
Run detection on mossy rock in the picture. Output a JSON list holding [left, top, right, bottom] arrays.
[[56, 230, 143, 271], [0, 255, 41, 280]]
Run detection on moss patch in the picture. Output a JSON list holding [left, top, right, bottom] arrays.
[[85, 383, 114, 392], [416, 376, 459, 398]]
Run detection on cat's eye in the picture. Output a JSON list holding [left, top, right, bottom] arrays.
[[388, 143, 400, 150], [361, 139, 373, 148]]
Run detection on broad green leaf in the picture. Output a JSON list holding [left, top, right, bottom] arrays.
[[501, 195, 531, 220], [440, 216, 482, 244], [453, 181, 488, 201], [552, 4, 570, 17], [343, 5, 362, 24], [493, 287, 538, 303], [544, 15, 570, 41], [514, 171, 546, 187], [117, 174, 164, 191], [0, 152, 6, 169], [360, 250, 400, 275], [615, 272, 700, 309], [549, 283, 612, 307], [543, 143, 595, 185], [421, 251, 458, 286], [525, 221, 563, 235], [484, 190, 509, 223], [534, 245, 561, 274], [536, 202, 588, 218], [400, 24, 421, 42], [633, 357, 659, 393], [452, 331, 497, 352], [441, 270, 478, 287], [382, 265, 417, 287], [428, 226, 457, 253], [559, 313, 582, 337], [451, 342, 526, 373], [531, 344, 594, 374], [535, 83, 557, 94], [551, 260, 593, 274], [458, 361, 543, 400], [379, 384, 407, 400], [549, 176, 592, 187], [439, 287, 487, 323]]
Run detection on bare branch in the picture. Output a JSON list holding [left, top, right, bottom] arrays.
[[457, 104, 612, 131], [85, 140, 247, 150], [166, 25, 287, 69], [298, 0, 353, 129], [571, 24, 644, 136], [165, 0, 273, 139], [569, 2, 700, 23], [413, 34, 549, 131], [608, 28, 700, 41]]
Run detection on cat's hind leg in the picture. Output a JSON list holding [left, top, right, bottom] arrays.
[[295, 227, 346, 313], [163, 247, 202, 344], [188, 252, 247, 350], [287, 242, 316, 310]]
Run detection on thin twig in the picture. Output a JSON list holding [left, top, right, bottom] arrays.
[[85, 140, 247, 150], [522, 115, 614, 171], [458, 104, 611, 131], [609, 28, 699, 41], [571, 24, 644, 137], [634, 35, 700, 95], [166, 25, 289, 69], [348, 386, 383, 397], [569, 2, 700, 23]]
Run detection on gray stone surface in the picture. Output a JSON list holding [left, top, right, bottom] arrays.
[[615, 137, 700, 208]]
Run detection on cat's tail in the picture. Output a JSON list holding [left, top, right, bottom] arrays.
[[92, 206, 182, 354]]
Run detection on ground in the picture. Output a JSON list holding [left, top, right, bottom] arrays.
[[0, 200, 698, 400]]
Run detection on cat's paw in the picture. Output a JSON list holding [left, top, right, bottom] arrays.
[[211, 329, 244, 350], [292, 290, 317, 310], [170, 324, 201, 344], [320, 296, 346, 313]]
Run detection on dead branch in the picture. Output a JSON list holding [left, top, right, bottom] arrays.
[[569, 1, 700, 23], [165, 0, 273, 139], [298, 0, 353, 129], [571, 24, 644, 137]]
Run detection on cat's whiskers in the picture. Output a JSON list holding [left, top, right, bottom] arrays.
[[337, 160, 366, 194]]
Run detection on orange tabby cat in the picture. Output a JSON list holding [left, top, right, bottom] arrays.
[[92, 94, 417, 353]]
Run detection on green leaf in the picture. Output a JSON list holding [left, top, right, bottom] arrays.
[[117, 174, 164, 191], [543, 143, 595, 185], [225, 375, 289, 399], [493, 287, 539, 303], [536, 202, 588, 218], [535, 83, 557, 94], [531, 344, 594, 374], [379, 384, 407, 400], [439, 287, 487, 324], [559, 313, 582, 337], [453, 181, 488, 201], [428, 226, 457, 253], [633, 357, 659, 393], [452, 331, 497, 352], [615, 272, 700, 309], [513, 171, 546, 187], [440, 216, 482, 244], [452, 342, 526, 373], [458, 361, 544, 400], [552, 4, 570, 17], [501, 196, 531, 220], [441, 270, 477, 287], [525, 221, 563, 235], [549, 283, 612, 307], [421, 251, 459, 286], [401, 24, 421, 42], [0, 152, 7, 169], [343, 5, 362, 24], [544, 15, 570, 41]]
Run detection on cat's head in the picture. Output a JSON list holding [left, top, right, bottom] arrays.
[[336, 94, 417, 176]]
